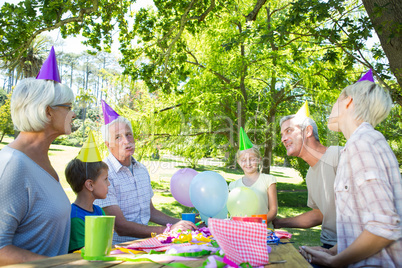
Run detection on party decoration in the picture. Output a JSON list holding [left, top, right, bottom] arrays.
[[239, 127, 253, 151], [200, 205, 228, 226], [170, 168, 198, 207], [76, 131, 102, 162], [227, 187, 259, 217], [102, 100, 120, 125], [357, 69, 374, 82], [295, 100, 310, 118], [36, 46, 61, 83], [189, 171, 229, 217]]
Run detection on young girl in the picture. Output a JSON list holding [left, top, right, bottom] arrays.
[[229, 142, 278, 227]]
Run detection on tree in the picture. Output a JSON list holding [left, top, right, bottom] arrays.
[[117, 0, 355, 173], [0, 0, 132, 69], [279, 0, 401, 105], [362, 0, 402, 105], [362, 0, 402, 81], [11, 35, 52, 79]]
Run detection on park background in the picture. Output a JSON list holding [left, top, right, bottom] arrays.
[[0, 0, 401, 249]]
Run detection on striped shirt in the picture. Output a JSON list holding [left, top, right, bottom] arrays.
[[335, 122, 402, 267], [94, 153, 154, 244]]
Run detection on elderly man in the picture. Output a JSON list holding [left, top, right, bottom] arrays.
[[273, 115, 341, 249], [95, 112, 195, 245]]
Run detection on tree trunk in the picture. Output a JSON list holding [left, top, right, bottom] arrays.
[[362, 0, 402, 104], [262, 115, 275, 174]]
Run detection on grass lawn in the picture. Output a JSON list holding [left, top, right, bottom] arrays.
[[0, 135, 321, 249]]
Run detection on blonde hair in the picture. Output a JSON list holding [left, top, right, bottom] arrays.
[[236, 146, 261, 160], [11, 78, 74, 132], [341, 81, 392, 127]]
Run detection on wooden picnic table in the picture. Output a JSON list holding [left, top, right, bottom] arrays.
[[3, 239, 312, 267]]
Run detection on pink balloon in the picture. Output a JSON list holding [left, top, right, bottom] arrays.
[[170, 168, 198, 207]]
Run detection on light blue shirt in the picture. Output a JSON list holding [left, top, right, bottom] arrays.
[[0, 146, 71, 256], [94, 153, 154, 244]]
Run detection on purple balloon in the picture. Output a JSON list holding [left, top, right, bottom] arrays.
[[170, 168, 198, 207]]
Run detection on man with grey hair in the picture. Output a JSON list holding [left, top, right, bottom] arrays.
[[95, 115, 196, 245], [273, 114, 341, 249]]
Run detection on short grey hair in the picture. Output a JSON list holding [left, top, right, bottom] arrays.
[[280, 114, 320, 142], [11, 78, 74, 132], [341, 81, 392, 127], [100, 116, 133, 143]]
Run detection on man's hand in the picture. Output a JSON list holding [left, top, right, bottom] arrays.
[[272, 217, 283, 229], [299, 246, 336, 266]]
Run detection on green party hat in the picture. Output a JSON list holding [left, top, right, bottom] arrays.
[[239, 127, 253, 151]]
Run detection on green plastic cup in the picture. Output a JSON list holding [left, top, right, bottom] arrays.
[[84, 216, 115, 258]]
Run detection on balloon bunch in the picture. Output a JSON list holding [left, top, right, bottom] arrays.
[[170, 168, 260, 220], [170, 169, 229, 219]]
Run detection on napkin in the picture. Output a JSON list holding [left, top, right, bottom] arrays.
[[208, 218, 269, 266]]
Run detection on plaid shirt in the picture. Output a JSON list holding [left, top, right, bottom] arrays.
[[335, 123, 402, 267], [94, 153, 154, 244]]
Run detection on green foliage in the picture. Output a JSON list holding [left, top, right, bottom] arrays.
[[0, 89, 7, 106], [0, 0, 134, 67], [53, 107, 102, 147], [2, 0, 400, 170], [0, 94, 14, 142]]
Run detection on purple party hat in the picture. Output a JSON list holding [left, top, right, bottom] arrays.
[[102, 100, 120, 125], [36, 46, 61, 83], [357, 69, 374, 82]]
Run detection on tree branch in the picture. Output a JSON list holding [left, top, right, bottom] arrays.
[[245, 0, 267, 22], [188, 0, 216, 21], [186, 60, 231, 83], [9, 0, 99, 68]]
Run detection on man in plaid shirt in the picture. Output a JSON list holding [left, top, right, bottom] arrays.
[[95, 116, 196, 244], [302, 81, 402, 267]]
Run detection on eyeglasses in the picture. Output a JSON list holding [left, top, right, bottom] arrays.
[[52, 104, 73, 111]]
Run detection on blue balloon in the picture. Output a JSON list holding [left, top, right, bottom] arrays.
[[189, 171, 229, 218]]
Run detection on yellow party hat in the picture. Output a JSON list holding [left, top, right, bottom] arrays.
[[76, 131, 102, 162], [295, 100, 310, 118]]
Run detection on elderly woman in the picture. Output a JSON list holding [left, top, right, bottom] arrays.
[[0, 78, 76, 265], [301, 81, 402, 267]]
